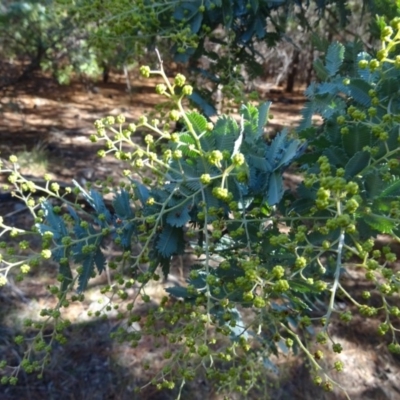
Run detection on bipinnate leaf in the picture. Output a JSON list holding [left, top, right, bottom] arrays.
[[90, 189, 112, 225], [341, 123, 371, 156], [156, 225, 185, 257], [325, 42, 344, 77], [186, 111, 207, 135], [379, 178, 400, 199], [257, 101, 271, 137], [267, 172, 283, 205], [113, 189, 134, 219], [323, 147, 349, 167], [241, 103, 259, 140], [364, 173, 384, 200], [348, 79, 372, 107], [131, 180, 150, 205], [189, 91, 216, 116], [313, 58, 329, 81], [213, 116, 239, 152], [37, 202, 73, 291], [364, 214, 396, 234], [166, 201, 191, 227], [345, 151, 370, 178], [166, 285, 192, 299]]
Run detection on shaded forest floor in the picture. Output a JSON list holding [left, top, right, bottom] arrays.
[[1, 71, 400, 400]]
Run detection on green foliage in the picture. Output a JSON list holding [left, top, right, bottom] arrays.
[[54, 0, 382, 113], [4, 14, 400, 400], [0, 0, 102, 84]]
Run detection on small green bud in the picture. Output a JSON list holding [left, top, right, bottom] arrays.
[[200, 174, 211, 184], [116, 114, 125, 124], [314, 350, 324, 360], [332, 343, 343, 353], [369, 59, 380, 71], [41, 249, 52, 259], [381, 25, 393, 40], [271, 265, 285, 279], [182, 85, 193, 96], [139, 65, 151, 78], [253, 296, 266, 308], [336, 115, 346, 124], [334, 361, 344, 372], [155, 84, 167, 95], [273, 279, 290, 293], [174, 73, 186, 87], [169, 110, 180, 121], [358, 59, 369, 69], [197, 344, 209, 357], [232, 152, 245, 166]]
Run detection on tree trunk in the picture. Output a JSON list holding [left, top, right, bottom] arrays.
[[286, 50, 300, 93]]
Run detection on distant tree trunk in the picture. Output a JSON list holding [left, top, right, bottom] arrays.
[[306, 46, 314, 87], [102, 62, 109, 83], [19, 41, 45, 81], [123, 64, 131, 92], [285, 49, 300, 93]]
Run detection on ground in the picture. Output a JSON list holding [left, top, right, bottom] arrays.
[[1, 71, 400, 400]]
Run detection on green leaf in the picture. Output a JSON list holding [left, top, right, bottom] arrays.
[[166, 200, 192, 227], [344, 151, 370, 178], [313, 58, 329, 81], [311, 32, 329, 52], [348, 79, 372, 107], [314, 94, 346, 120], [267, 171, 283, 205], [59, 262, 73, 293], [377, 77, 399, 98], [76, 234, 105, 293], [113, 189, 134, 219], [189, 10, 203, 33], [156, 225, 185, 257], [364, 214, 396, 234], [289, 198, 315, 215], [189, 91, 216, 117], [379, 179, 400, 199], [343, 40, 365, 76], [166, 286, 192, 299], [248, 154, 269, 172], [131, 179, 150, 205], [364, 173, 384, 200], [213, 116, 239, 152], [323, 147, 349, 167], [186, 111, 207, 135], [257, 101, 271, 137], [177, 132, 198, 158], [289, 279, 315, 294], [298, 102, 314, 131], [90, 190, 112, 224], [341, 123, 371, 157], [356, 52, 376, 82], [241, 103, 259, 140], [325, 42, 344, 77]]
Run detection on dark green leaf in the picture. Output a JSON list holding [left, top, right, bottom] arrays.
[[345, 151, 370, 178], [325, 42, 344, 77], [341, 123, 371, 157], [323, 147, 349, 167], [313, 58, 329, 80], [113, 189, 134, 218], [348, 79, 372, 107], [364, 173, 384, 200], [379, 179, 400, 199], [257, 101, 271, 137]]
